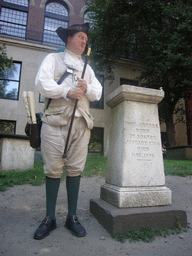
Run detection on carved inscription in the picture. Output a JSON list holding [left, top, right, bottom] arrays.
[[126, 121, 160, 161]]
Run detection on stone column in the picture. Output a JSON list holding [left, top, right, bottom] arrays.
[[101, 85, 172, 208]]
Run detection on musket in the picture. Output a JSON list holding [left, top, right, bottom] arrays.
[[62, 47, 91, 159]]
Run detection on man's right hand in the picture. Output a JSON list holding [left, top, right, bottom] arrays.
[[67, 87, 84, 100]]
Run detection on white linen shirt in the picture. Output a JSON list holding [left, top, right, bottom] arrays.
[[35, 49, 102, 103]]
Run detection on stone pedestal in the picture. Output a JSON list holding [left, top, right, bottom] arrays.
[[90, 198, 187, 237], [0, 134, 35, 171], [100, 85, 172, 208], [90, 85, 188, 236]]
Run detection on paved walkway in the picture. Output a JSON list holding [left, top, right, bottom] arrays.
[[0, 175, 192, 256]]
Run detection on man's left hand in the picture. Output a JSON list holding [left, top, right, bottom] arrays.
[[77, 77, 87, 93]]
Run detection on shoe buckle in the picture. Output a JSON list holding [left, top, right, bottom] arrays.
[[43, 217, 50, 225]]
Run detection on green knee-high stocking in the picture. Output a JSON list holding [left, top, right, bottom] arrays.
[[66, 176, 81, 217], [46, 176, 60, 218]]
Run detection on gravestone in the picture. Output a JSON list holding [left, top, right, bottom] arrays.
[[90, 85, 187, 236], [101, 85, 172, 207], [0, 134, 35, 171]]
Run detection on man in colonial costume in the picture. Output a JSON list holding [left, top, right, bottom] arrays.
[[33, 23, 102, 240]]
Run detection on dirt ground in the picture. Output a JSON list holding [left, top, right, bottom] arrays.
[[0, 175, 192, 256]]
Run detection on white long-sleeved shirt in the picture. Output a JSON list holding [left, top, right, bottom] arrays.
[[35, 49, 102, 102]]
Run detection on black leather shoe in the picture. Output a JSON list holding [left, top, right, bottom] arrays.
[[65, 216, 86, 237], [33, 217, 57, 240]]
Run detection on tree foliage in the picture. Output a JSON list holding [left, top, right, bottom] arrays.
[[88, 0, 192, 147], [0, 44, 14, 99], [0, 44, 13, 72]]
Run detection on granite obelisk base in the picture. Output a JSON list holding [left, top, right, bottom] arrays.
[[90, 198, 187, 237]]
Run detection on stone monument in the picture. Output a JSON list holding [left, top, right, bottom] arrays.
[[90, 85, 187, 236], [101, 85, 171, 208], [0, 134, 35, 171]]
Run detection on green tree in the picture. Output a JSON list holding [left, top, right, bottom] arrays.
[[0, 44, 13, 72], [0, 44, 14, 99], [88, 0, 192, 147]]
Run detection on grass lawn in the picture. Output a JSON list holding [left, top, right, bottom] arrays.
[[0, 154, 107, 191], [164, 159, 192, 176], [0, 155, 190, 242], [0, 155, 192, 191]]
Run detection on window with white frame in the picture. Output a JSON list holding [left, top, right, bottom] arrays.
[[43, 1, 69, 45], [0, 0, 28, 38], [0, 62, 22, 100]]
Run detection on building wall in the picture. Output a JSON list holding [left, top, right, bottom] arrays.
[[0, 0, 143, 155], [0, 36, 143, 155], [0, 0, 189, 155], [0, 37, 56, 133]]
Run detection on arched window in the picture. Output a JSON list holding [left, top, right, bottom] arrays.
[[0, 0, 28, 38], [43, 1, 69, 45], [84, 10, 95, 27]]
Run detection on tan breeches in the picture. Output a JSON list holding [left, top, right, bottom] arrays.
[[41, 117, 90, 178]]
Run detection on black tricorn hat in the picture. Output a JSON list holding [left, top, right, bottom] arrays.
[[56, 23, 89, 44]]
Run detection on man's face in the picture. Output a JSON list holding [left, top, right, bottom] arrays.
[[67, 32, 88, 55]]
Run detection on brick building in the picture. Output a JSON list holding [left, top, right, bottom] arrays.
[[0, 0, 190, 156]]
